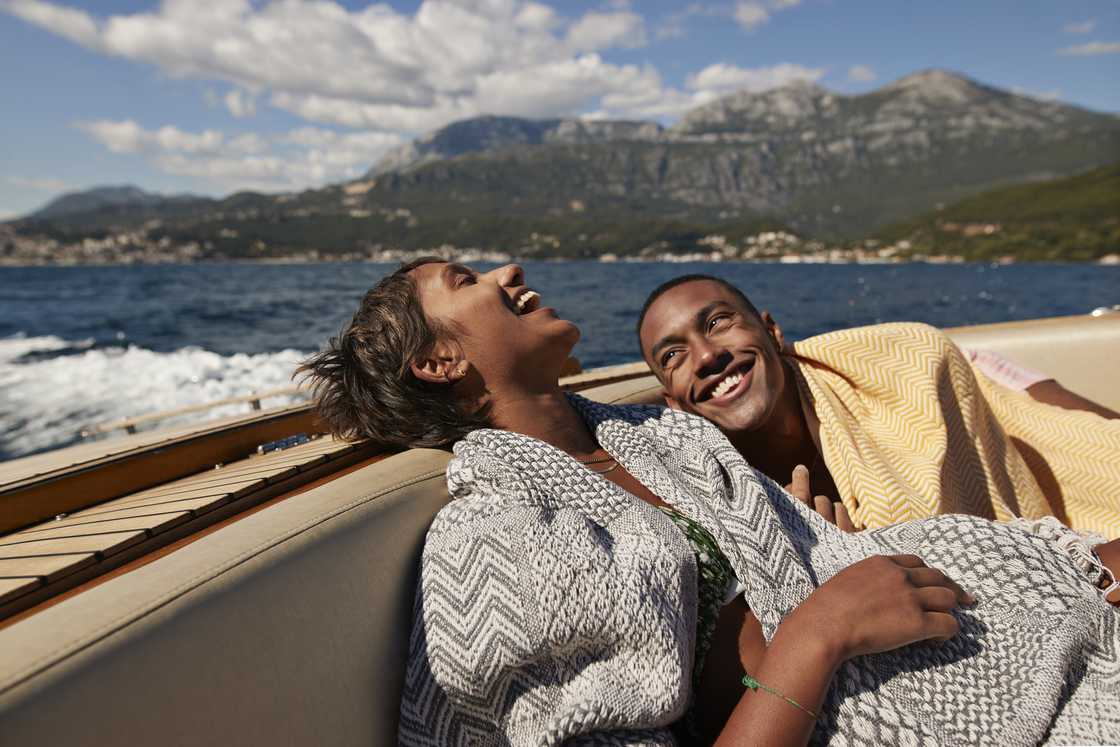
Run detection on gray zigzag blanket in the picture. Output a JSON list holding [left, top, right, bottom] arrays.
[[399, 396, 1120, 745]]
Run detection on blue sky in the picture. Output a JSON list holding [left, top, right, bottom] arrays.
[[1, 0, 1117, 218]]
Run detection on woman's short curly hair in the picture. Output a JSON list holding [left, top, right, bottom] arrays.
[[297, 258, 488, 448]]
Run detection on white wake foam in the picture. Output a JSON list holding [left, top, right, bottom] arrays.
[[0, 334, 310, 460]]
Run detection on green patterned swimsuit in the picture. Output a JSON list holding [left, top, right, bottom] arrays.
[[659, 506, 744, 741]]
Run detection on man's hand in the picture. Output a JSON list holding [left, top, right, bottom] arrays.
[[785, 464, 857, 532], [1094, 539, 1120, 604]]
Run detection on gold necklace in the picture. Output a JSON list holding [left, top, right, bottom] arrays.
[[583, 460, 619, 474], [574, 452, 620, 475]]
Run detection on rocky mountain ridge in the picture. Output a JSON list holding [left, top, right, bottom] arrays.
[[369, 70, 1117, 172], [8, 70, 1118, 261], [368, 116, 663, 176]]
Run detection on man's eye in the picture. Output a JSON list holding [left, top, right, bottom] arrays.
[[708, 314, 730, 331], [660, 350, 680, 367]]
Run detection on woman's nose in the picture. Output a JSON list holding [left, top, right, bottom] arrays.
[[491, 263, 524, 287]]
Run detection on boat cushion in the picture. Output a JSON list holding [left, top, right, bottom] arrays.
[[0, 448, 452, 747]]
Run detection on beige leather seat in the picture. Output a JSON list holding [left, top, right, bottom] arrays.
[[0, 449, 452, 746]]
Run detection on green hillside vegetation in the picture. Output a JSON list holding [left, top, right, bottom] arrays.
[[15, 184, 787, 260], [875, 164, 1120, 261]]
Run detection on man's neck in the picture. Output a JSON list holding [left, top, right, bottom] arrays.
[[726, 360, 817, 481]]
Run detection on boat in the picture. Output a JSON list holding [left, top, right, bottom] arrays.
[[0, 311, 1117, 745]]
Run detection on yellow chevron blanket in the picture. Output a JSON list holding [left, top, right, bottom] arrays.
[[791, 322, 1120, 538]]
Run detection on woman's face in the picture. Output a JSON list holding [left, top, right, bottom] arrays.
[[410, 261, 580, 388]]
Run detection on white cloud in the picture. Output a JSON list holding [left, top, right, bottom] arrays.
[[2, 0, 672, 135], [76, 120, 225, 154], [847, 64, 876, 83], [6, 176, 72, 192], [733, 2, 769, 30], [2, 0, 100, 47], [1058, 41, 1120, 56], [687, 62, 825, 95], [5, 0, 832, 194], [731, 0, 800, 31], [1064, 20, 1096, 34], [566, 10, 647, 52], [654, 3, 725, 40], [224, 89, 256, 118], [514, 2, 559, 30], [75, 120, 404, 193]]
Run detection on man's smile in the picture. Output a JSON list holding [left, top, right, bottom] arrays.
[[696, 354, 757, 404]]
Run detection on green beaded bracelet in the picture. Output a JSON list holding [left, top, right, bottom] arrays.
[[742, 673, 820, 720]]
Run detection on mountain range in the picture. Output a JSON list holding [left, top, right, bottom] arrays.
[[8, 69, 1120, 260], [27, 185, 209, 221]]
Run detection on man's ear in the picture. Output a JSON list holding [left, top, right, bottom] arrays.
[[760, 311, 790, 353], [409, 340, 467, 385]]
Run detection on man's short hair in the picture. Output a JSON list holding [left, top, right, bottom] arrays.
[[636, 274, 761, 341]]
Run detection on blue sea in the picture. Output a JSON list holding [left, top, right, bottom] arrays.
[[2, 261, 1117, 460]]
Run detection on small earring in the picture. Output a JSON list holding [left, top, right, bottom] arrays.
[[456, 363, 468, 378]]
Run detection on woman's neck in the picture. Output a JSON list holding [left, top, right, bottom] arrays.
[[488, 387, 599, 457]]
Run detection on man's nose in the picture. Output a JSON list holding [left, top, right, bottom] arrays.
[[695, 342, 731, 377], [485, 263, 524, 287]]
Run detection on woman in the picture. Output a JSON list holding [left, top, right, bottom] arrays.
[[301, 259, 1120, 746]]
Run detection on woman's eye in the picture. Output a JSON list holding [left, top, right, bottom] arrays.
[[457, 274, 476, 287]]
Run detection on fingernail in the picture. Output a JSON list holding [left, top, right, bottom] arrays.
[[964, 592, 977, 605]]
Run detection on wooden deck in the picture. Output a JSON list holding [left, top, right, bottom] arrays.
[[0, 434, 380, 620], [0, 405, 320, 535]]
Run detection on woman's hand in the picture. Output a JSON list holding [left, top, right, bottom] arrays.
[[790, 554, 974, 661], [713, 555, 972, 746], [785, 464, 857, 532]]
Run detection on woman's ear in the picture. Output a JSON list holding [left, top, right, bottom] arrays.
[[410, 340, 467, 384], [760, 311, 790, 353]]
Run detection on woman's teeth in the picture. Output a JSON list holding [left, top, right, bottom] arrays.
[[516, 290, 540, 314], [712, 372, 743, 399]]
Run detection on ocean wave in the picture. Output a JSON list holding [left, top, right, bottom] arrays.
[[0, 334, 310, 461]]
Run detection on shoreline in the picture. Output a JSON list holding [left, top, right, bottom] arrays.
[[3, 255, 1119, 267]]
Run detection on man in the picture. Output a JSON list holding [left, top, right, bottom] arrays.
[[637, 274, 1120, 536]]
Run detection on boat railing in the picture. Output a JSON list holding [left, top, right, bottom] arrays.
[[80, 386, 310, 438], [76, 356, 650, 439]]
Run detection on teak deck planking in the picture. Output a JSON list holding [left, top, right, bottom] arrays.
[[0, 434, 373, 620]]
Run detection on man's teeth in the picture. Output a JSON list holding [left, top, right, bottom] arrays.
[[516, 290, 539, 313], [712, 373, 743, 398]]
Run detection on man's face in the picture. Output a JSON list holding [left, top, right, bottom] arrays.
[[638, 279, 786, 434]]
